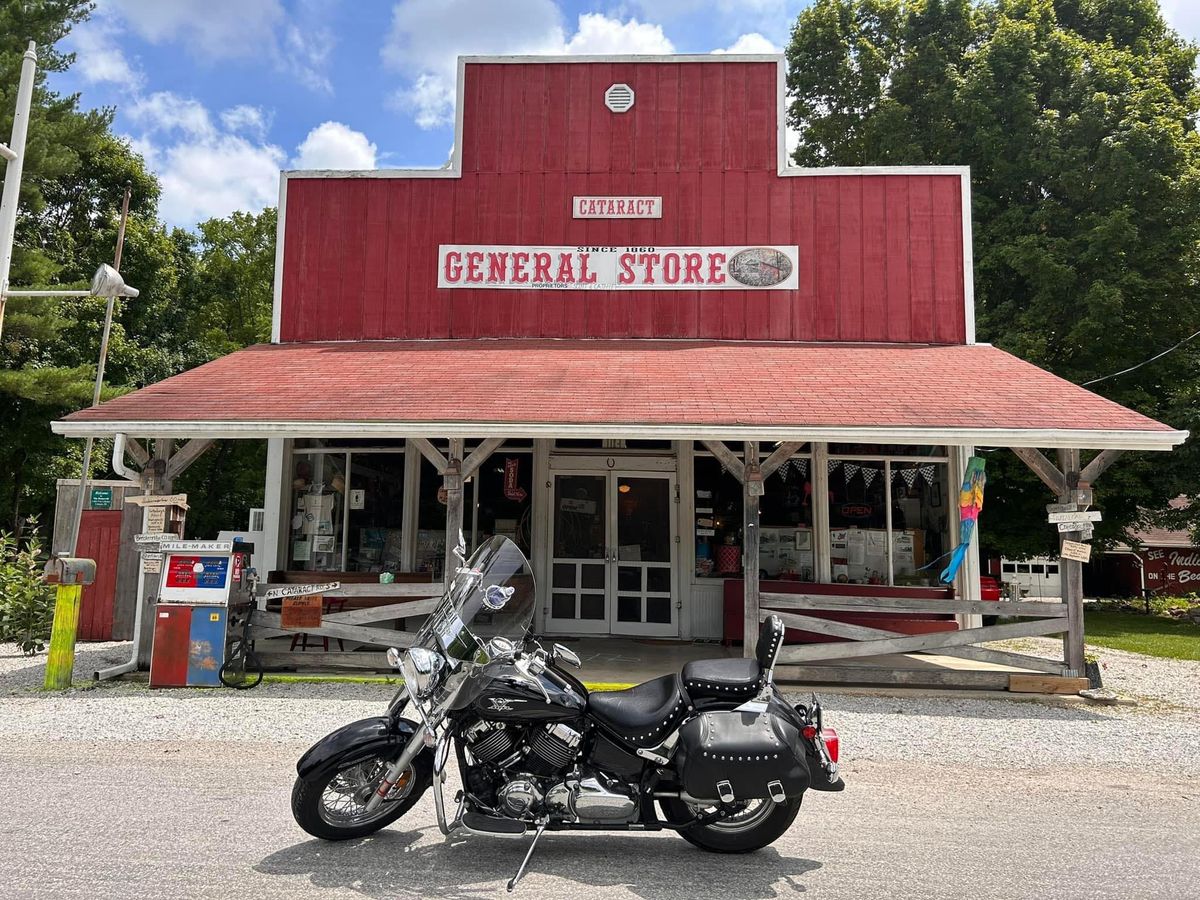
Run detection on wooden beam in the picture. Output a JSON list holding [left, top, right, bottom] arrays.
[[1080, 448, 1125, 485], [444, 437, 464, 583], [165, 438, 215, 479], [255, 651, 392, 671], [409, 437, 448, 473], [774, 664, 1014, 690], [776, 617, 1068, 664], [251, 611, 416, 647], [320, 598, 439, 625], [760, 592, 1069, 618], [700, 440, 745, 483], [760, 441, 806, 478], [125, 438, 150, 468], [1011, 447, 1066, 494], [317, 582, 439, 599], [461, 437, 505, 480], [1058, 447, 1086, 676], [762, 609, 1067, 674], [1009, 674, 1090, 694], [743, 440, 760, 659]]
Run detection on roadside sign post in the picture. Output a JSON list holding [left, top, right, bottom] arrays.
[[42, 556, 97, 690]]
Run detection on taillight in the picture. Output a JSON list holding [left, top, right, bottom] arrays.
[[801, 725, 817, 740], [821, 727, 839, 763]]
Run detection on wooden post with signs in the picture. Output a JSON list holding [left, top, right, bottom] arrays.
[[1057, 448, 1086, 676]]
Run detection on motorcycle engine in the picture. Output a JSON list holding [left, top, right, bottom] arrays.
[[462, 720, 588, 819]]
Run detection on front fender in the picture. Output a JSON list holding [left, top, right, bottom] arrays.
[[296, 716, 429, 782]]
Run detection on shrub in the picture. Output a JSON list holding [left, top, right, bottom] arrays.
[[0, 523, 55, 655]]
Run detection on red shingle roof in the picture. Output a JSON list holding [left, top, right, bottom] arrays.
[[53, 340, 1185, 449]]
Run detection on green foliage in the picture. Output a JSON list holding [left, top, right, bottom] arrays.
[[787, 0, 1200, 557], [0, 522, 54, 655], [1085, 607, 1200, 660]]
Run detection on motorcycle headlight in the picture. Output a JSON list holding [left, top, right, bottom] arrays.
[[400, 647, 445, 700]]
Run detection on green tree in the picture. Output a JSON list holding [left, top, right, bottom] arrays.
[[787, 0, 1200, 557]]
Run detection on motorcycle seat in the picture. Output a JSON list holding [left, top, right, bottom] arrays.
[[587, 674, 689, 747], [681, 657, 764, 701]]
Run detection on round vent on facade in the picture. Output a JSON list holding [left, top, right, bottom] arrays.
[[604, 83, 635, 113]]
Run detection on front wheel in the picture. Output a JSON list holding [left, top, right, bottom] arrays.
[[661, 795, 802, 853], [291, 751, 432, 841]]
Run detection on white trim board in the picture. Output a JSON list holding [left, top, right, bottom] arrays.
[[50, 420, 1187, 450]]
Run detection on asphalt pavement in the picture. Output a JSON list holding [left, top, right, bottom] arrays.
[[1, 737, 1197, 900]]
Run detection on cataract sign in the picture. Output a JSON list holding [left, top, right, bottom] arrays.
[[438, 245, 799, 290]]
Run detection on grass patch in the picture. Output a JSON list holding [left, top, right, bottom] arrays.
[[1085, 609, 1200, 660]]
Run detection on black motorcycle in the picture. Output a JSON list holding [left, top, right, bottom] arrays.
[[291, 536, 843, 890]]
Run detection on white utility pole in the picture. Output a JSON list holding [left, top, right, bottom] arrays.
[[0, 41, 37, 341]]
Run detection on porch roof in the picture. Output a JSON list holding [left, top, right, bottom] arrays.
[[51, 339, 1186, 450]]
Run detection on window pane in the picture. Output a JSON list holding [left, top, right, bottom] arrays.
[[346, 453, 405, 573], [288, 451, 346, 572], [692, 456, 747, 578], [553, 563, 575, 589], [1047, 565, 1059, 575], [552, 593, 576, 619], [416, 458, 446, 577], [580, 564, 605, 589], [617, 595, 640, 622], [580, 594, 606, 620], [646, 597, 671, 624], [618, 566, 641, 591], [890, 462, 950, 588], [470, 453, 533, 558], [646, 567, 671, 593]]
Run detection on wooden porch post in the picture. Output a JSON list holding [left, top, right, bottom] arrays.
[[136, 438, 173, 668], [443, 438, 464, 584], [1057, 448, 1086, 676], [743, 441, 762, 659]]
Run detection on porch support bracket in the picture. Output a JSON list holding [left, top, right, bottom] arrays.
[[165, 438, 215, 480]]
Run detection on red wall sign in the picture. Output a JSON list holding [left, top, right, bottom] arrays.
[[1142, 547, 1200, 592]]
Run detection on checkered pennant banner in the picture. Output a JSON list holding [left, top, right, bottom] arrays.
[[920, 465, 936, 486], [844, 463, 861, 481], [861, 466, 879, 487]]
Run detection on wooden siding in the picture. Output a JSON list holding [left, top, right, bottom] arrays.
[[279, 61, 967, 344]]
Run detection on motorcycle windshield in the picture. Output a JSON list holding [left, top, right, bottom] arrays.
[[417, 535, 536, 667]]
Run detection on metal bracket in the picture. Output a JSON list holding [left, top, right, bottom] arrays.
[[716, 780, 735, 803]]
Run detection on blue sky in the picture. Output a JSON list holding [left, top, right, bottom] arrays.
[[49, 0, 1200, 230]]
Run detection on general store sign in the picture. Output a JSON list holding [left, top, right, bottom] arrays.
[[572, 196, 662, 218], [438, 245, 799, 291]]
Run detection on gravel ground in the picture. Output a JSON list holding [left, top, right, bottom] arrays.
[[3, 639, 1198, 775]]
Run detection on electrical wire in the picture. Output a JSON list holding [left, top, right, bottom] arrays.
[[1081, 328, 1200, 387]]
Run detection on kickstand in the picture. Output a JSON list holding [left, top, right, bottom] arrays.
[[506, 821, 547, 892]]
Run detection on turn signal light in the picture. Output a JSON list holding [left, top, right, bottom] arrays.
[[821, 727, 840, 763]]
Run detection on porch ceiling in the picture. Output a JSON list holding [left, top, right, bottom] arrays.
[[51, 339, 1187, 450]]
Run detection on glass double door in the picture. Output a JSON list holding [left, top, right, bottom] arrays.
[[547, 471, 677, 637]]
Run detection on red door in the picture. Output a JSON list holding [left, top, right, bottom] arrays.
[[74, 509, 122, 641]]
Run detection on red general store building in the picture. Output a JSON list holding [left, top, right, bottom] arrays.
[[55, 55, 1186, 685]]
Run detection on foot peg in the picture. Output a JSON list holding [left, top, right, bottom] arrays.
[[506, 820, 546, 892]]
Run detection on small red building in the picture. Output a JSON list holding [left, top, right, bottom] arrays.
[[54, 55, 1186, 681]]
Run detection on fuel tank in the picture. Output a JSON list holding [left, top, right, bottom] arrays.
[[468, 663, 586, 722]]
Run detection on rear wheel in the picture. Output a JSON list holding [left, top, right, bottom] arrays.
[[292, 751, 432, 841], [661, 795, 802, 853]]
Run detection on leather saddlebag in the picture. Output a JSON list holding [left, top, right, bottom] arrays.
[[675, 710, 809, 803]]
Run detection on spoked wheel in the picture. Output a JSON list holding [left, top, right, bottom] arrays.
[[661, 795, 802, 853], [218, 642, 264, 689], [292, 751, 432, 841]]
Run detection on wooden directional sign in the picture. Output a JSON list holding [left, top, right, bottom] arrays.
[[134, 532, 177, 545], [1057, 521, 1094, 536], [1046, 502, 1081, 514], [125, 493, 189, 508], [1061, 541, 1092, 563], [263, 581, 341, 601], [1047, 510, 1102, 524]]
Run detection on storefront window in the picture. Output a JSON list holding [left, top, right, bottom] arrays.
[[288, 451, 348, 572], [288, 449, 408, 573], [468, 452, 533, 557], [417, 458, 446, 577], [827, 457, 951, 587]]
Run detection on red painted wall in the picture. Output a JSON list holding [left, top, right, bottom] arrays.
[[279, 61, 968, 344], [75, 510, 121, 641]]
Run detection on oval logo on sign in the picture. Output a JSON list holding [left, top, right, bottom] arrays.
[[729, 247, 793, 287]]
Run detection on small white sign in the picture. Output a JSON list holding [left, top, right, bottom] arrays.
[[263, 581, 341, 600], [572, 196, 662, 219], [125, 493, 188, 508], [1057, 521, 1096, 533], [1047, 511, 1102, 524], [142, 556, 163, 574], [349, 489, 365, 510], [134, 533, 176, 545], [146, 506, 167, 531], [1045, 502, 1080, 514], [160, 540, 234, 553], [1061, 541, 1092, 563]]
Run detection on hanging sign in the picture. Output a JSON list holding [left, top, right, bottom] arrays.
[[438, 245, 799, 290], [1057, 521, 1096, 534], [1048, 511, 1102, 524], [263, 582, 341, 600], [573, 196, 662, 219], [125, 493, 189, 508], [503, 458, 527, 502], [1061, 541, 1092, 563], [281, 596, 323, 629]]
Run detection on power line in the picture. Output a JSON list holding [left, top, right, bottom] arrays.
[[1081, 328, 1200, 387]]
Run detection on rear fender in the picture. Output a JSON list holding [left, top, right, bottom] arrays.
[[296, 716, 431, 782]]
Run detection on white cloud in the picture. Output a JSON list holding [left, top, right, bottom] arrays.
[[282, 18, 335, 95], [383, 3, 675, 130], [129, 92, 216, 139], [220, 105, 271, 139], [106, 0, 285, 58], [155, 137, 287, 227], [68, 7, 144, 89], [293, 121, 378, 170], [713, 33, 781, 55]]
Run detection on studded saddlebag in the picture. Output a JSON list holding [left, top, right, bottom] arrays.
[[675, 710, 810, 804]]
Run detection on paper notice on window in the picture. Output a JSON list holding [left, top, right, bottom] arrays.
[[847, 530, 867, 565]]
